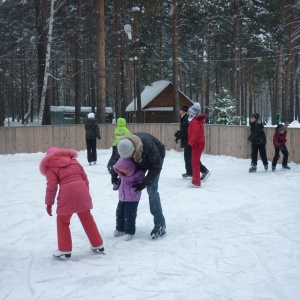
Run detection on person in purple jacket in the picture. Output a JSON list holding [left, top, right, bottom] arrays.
[[112, 157, 145, 241]]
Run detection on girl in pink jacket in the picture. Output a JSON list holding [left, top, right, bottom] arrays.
[[40, 147, 104, 258]]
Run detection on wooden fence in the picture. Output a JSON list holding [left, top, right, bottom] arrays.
[[1, 124, 300, 164]]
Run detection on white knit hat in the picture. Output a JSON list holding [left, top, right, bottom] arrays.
[[117, 139, 135, 158], [87, 112, 95, 119]]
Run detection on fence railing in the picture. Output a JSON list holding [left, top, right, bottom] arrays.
[[1, 124, 299, 164]]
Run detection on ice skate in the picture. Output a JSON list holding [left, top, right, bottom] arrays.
[[151, 226, 166, 239], [248, 164, 257, 172], [90, 244, 104, 253], [52, 250, 71, 258], [114, 230, 125, 237], [201, 170, 211, 181]]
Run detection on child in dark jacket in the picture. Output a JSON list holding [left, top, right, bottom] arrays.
[[113, 157, 145, 241], [248, 113, 268, 172], [272, 124, 290, 171]]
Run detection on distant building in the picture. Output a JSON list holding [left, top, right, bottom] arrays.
[[125, 80, 194, 123], [50, 106, 113, 124]]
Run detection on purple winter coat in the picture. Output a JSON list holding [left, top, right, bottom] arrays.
[[113, 158, 145, 202]]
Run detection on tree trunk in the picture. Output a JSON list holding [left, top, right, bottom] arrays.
[[205, 11, 212, 118], [114, 0, 122, 119], [172, 0, 179, 123], [96, 0, 106, 124], [37, 0, 55, 125], [74, 0, 82, 124]]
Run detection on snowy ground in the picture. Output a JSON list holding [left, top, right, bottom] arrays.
[[0, 150, 300, 300]]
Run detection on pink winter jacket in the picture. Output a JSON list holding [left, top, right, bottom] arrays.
[[40, 149, 93, 215]]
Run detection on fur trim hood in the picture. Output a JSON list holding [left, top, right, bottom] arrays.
[[119, 134, 143, 163], [39, 149, 78, 175]]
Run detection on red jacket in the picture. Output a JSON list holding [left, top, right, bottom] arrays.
[[188, 114, 206, 149], [40, 149, 93, 215], [273, 128, 287, 148]]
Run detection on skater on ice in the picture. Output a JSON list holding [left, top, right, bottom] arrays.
[[187, 103, 206, 188], [111, 133, 166, 239], [272, 123, 290, 171], [112, 156, 145, 241], [248, 113, 268, 172], [40, 147, 104, 258], [175, 104, 210, 181], [84, 112, 101, 165]]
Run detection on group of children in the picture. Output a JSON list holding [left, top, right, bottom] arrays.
[[248, 113, 290, 172]]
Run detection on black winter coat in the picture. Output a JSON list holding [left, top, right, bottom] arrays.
[[179, 113, 189, 148], [248, 121, 266, 145], [85, 119, 101, 140], [111, 132, 165, 186]]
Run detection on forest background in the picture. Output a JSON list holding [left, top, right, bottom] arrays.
[[1, 0, 300, 126]]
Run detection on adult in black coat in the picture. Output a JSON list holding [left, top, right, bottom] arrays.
[[84, 113, 101, 165], [248, 113, 268, 172], [111, 132, 166, 239], [175, 104, 210, 180]]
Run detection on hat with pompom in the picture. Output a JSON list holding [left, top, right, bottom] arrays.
[[88, 112, 95, 119]]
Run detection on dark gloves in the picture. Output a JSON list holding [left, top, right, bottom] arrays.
[[46, 205, 52, 216], [132, 182, 146, 192], [111, 174, 119, 184], [113, 178, 120, 191], [174, 131, 180, 143]]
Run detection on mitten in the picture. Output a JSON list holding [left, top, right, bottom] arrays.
[[174, 131, 180, 138], [131, 182, 146, 192], [111, 174, 119, 184], [113, 178, 120, 191], [175, 137, 180, 143], [46, 205, 52, 216]]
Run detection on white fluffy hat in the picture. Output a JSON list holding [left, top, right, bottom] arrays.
[[87, 112, 95, 119]]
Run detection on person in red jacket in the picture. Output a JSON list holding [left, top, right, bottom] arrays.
[[272, 124, 290, 171], [40, 147, 104, 258], [187, 103, 206, 188]]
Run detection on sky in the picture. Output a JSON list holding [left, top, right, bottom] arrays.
[[1, 148, 300, 300]]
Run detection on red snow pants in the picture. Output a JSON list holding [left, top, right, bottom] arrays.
[[191, 145, 204, 186], [56, 210, 103, 252]]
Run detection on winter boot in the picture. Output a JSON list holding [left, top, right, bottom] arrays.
[[150, 226, 166, 239], [201, 170, 211, 181], [249, 164, 257, 172], [52, 250, 71, 258], [282, 165, 291, 169]]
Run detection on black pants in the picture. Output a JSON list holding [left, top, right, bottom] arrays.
[[184, 145, 208, 175], [251, 143, 268, 166], [107, 146, 117, 169], [116, 201, 139, 235], [272, 146, 289, 167], [86, 138, 97, 163]]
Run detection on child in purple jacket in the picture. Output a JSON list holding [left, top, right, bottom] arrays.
[[113, 157, 145, 241]]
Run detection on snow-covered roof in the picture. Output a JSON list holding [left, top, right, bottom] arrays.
[[50, 106, 113, 114], [126, 80, 173, 112]]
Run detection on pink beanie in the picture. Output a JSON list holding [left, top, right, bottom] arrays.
[[46, 147, 59, 156]]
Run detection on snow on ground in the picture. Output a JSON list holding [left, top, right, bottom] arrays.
[[0, 150, 300, 300]]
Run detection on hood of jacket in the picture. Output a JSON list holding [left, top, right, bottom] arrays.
[[39, 149, 78, 175], [119, 134, 143, 163], [194, 113, 206, 123], [117, 118, 127, 127]]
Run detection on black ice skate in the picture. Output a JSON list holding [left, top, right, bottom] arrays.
[[151, 226, 166, 239], [249, 164, 257, 172]]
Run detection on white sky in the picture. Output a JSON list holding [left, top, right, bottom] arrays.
[[1, 149, 300, 300]]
